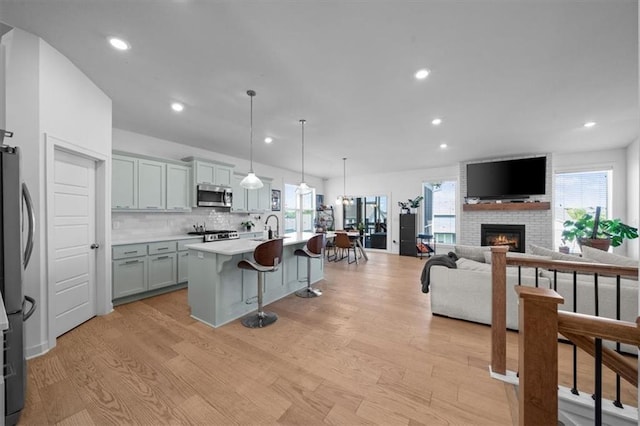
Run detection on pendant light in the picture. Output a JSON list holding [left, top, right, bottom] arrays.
[[240, 89, 264, 190], [296, 119, 312, 195], [335, 157, 354, 205]]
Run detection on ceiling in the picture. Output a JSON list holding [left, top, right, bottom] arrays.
[[0, 1, 637, 180]]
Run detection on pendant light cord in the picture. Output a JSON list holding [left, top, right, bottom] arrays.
[[300, 119, 306, 182], [247, 89, 256, 173], [343, 157, 347, 196]]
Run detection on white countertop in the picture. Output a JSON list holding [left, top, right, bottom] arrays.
[[185, 232, 316, 256], [111, 231, 263, 246]]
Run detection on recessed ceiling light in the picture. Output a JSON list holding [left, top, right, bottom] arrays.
[[108, 37, 130, 51], [584, 121, 596, 128], [415, 69, 430, 80], [439, 143, 448, 149], [432, 118, 442, 126], [264, 137, 273, 144], [171, 102, 184, 112]]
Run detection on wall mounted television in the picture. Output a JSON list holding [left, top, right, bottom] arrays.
[[466, 156, 546, 200]]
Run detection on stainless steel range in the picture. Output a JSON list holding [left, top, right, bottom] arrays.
[[188, 230, 240, 242]]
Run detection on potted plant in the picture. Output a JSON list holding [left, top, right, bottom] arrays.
[[561, 206, 638, 251], [241, 220, 255, 231]]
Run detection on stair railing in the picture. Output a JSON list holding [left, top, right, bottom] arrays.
[[490, 246, 640, 424]]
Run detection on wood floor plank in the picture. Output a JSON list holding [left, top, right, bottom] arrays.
[[18, 251, 637, 425]]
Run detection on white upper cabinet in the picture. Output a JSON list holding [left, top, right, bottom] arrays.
[[231, 173, 247, 212], [182, 157, 234, 207], [195, 161, 216, 185], [138, 159, 166, 210], [112, 154, 138, 209], [166, 164, 191, 210], [112, 152, 192, 212]]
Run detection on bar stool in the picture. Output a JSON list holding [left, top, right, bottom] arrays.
[[237, 238, 284, 328], [294, 234, 325, 298]]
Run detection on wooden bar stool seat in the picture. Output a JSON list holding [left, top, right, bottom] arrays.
[[237, 238, 284, 328], [294, 234, 325, 298]]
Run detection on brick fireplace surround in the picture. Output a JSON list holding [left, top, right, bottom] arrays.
[[459, 156, 553, 250]]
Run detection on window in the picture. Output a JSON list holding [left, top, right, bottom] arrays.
[[423, 180, 457, 244], [554, 169, 611, 252], [283, 183, 315, 234]]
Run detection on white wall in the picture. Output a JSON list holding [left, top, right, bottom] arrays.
[[326, 146, 639, 257], [4, 28, 112, 357], [625, 140, 639, 260], [325, 164, 459, 254]]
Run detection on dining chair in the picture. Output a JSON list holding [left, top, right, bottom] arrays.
[[335, 232, 359, 264]]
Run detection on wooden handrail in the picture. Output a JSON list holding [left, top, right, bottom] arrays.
[[558, 311, 640, 346], [491, 246, 509, 375], [505, 256, 638, 280]]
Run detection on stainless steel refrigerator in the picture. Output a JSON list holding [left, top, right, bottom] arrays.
[[0, 129, 35, 426]]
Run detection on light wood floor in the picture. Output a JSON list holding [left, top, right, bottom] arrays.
[[18, 252, 637, 425]]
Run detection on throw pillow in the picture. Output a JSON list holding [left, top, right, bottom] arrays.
[[456, 257, 492, 272], [580, 245, 638, 267], [454, 244, 491, 263], [529, 244, 591, 262]]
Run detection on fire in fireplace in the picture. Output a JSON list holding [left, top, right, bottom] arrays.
[[481, 224, 525, 253]]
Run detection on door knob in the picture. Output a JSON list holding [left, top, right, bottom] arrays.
[[90, 243, 100, 249]]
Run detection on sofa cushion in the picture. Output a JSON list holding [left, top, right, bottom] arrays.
[[580, 245, 638, 267], [529, 244, 591, 262], [483, 251, 552, 264], [456, 257, 492, 272], [454, 245, 491, 263]]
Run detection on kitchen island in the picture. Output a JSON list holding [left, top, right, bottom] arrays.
[[186, 232, 324, 328]]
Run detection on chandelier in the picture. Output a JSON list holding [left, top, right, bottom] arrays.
[[335, 157, 354, 205], [240, 89, 264, 190]]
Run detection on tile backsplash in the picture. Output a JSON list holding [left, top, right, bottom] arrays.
[[112, 209, 267, 240]]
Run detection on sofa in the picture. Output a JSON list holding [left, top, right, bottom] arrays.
[[428, 244, 639, 354]]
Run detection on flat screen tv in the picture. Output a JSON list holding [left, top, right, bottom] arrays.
[[466, 156, 546, 200]]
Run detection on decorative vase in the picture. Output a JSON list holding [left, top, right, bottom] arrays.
[[578, 237, 611, 252]]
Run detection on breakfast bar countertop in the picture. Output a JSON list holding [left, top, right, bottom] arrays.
[[185, 232, 316, 256]]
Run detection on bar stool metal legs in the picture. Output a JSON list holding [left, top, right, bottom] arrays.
[[237, 238, 283, 329], [295, 256, 322, 298], [241, 271, 277, 328]]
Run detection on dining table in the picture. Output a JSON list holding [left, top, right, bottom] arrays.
[[326, 230, 368, 261]]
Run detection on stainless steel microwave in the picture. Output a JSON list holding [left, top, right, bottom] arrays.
[[197, 184, 232, 208]]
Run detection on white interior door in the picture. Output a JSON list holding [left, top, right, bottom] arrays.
[[53, 149, 97, 337]]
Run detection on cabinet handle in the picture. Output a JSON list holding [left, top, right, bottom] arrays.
[[157, 247, 169, 250], [146, 206, 159, 209], [124, 251, 138, 254], [124, 260, 140, 265], [156, 256, 170, 260], [116, 206, 129, 209]]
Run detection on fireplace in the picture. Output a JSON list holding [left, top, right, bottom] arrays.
[[481, 224, 525, 253]]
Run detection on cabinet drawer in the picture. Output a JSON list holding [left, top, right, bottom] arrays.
[[178, 238, 202, 251], [148, 241, 177, 255], [113, 244, 148, 260]]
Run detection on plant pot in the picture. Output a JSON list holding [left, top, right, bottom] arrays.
[[578, 237, 611, 252], [558, 246, 570, 254]]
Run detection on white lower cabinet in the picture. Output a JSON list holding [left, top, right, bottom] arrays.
[[148, 253, 177, 290], [112, 256, 147, 299], [178, 251, 190, 283], [113, 238, 197, 303]]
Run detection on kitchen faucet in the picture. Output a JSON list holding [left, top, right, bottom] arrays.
[[265, 214, 279, 238]]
